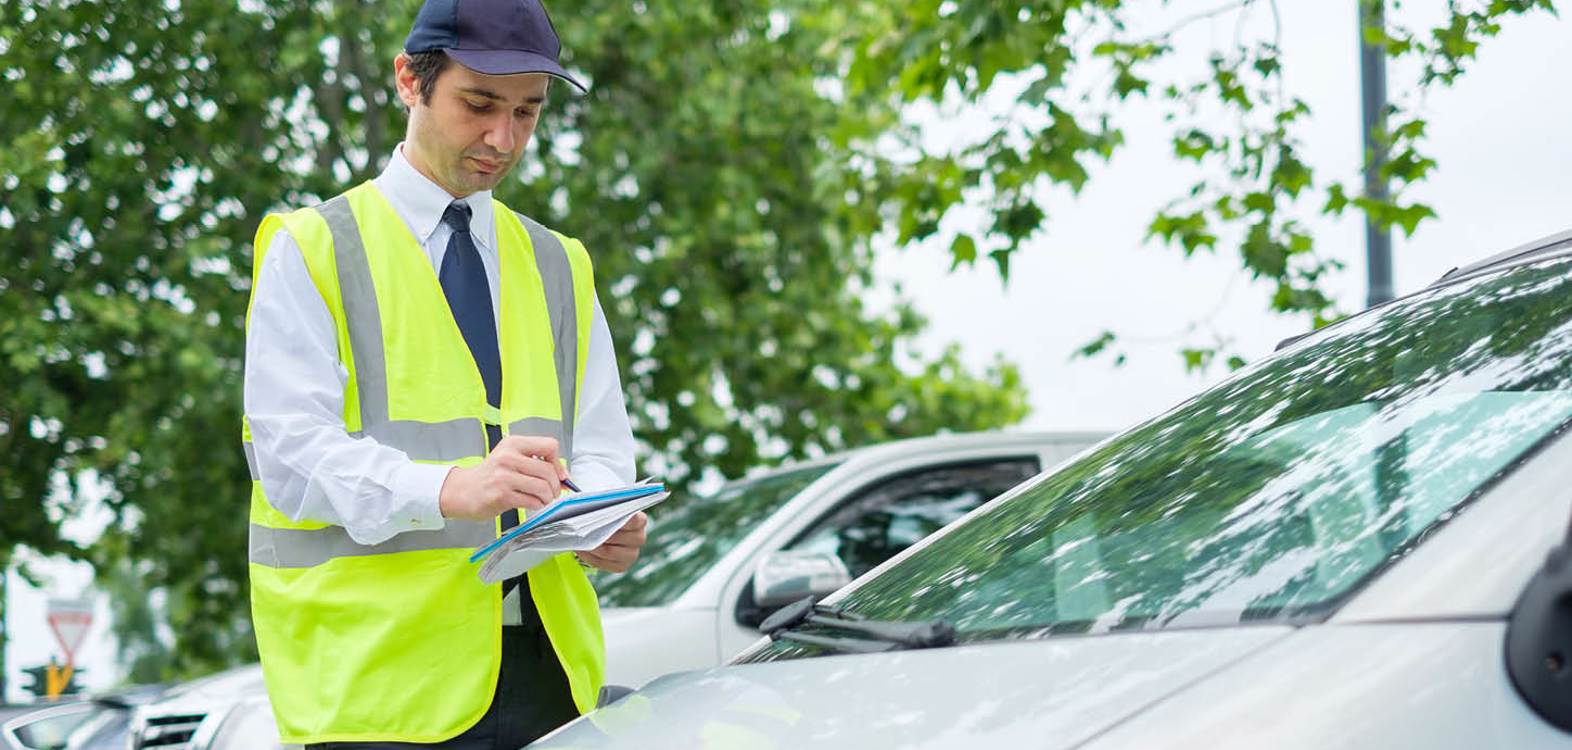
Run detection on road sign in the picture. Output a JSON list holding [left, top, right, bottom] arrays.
[[45, 597, 94, 663]]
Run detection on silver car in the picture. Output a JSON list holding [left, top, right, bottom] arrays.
[[595, 431, 1106, 687], [532, 229, 1572, 749], [126, 666, 292, 750]]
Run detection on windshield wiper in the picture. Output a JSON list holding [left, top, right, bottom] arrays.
[[760, 596, 956, 653]]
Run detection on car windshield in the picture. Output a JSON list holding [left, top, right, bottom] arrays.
[[596, 462, 840, 607], [743, 251, 1572, 661]]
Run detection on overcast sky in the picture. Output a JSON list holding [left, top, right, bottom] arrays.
[[8, 2, 1571, 702], [881, 2, 1572, 433]]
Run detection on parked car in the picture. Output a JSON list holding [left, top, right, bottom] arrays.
[[595, 430, 1106, 687], [126, 665, 291, 750], [531, 229, 1572, 749], [3, 684, 166, 750]]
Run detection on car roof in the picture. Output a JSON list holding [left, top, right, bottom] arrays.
[[734, 429, 1110, 483], [1277, 226, 1572, 353], [1428, 226, 1572, 288]]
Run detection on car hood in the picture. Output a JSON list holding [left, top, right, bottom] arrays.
[[151, 663, 266, 706], [599, 606, 669, 625], [599, 606, 721, 688], [534, 626, 1294, 749]]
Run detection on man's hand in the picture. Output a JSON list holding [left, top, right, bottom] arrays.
[[576, 511, 648, 573], [438, 435, 568, 521]]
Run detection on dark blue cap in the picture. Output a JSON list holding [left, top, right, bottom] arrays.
[[404, 0, 586, 93]]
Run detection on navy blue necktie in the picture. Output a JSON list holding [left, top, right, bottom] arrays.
[[438, 201, 503, 451], [440, 202, 537, 613]]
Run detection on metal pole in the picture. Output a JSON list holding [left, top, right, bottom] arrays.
[[0, 562, 7, 702], [1360, 0, 1394, 306]]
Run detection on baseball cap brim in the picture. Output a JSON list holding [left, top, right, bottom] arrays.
[[442, 48, 588, 93]]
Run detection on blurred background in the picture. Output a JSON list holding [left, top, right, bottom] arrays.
[[2, 0, 1568, 702]]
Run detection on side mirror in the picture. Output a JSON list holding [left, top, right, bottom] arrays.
[[1506, 541, 1572, 732], [751, 550, 852, 610], [597, 684, 636, 708]]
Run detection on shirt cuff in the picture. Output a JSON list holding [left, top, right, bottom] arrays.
[[395, 462, 453, 532]]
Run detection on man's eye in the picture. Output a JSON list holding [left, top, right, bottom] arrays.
[[515, 109, 538, 119], [465, 101, 491, 113]]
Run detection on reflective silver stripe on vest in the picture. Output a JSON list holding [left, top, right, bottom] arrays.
[[245, 425, 476, 482], [319, 196, 490, 459], [508, 416, 565, 447], [244, 440, 260, 481], [514, 212, 578, 459], [347, 419, 485, 463], [249, 520, 494, 569], [319, 195, 411, 446], [319, 197, 581, 460], [246, 196, 582, 569]]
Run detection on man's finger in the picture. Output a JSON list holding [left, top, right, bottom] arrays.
[[494, 435, 560, 463], [487, 449, 531, 474], [604, 525, 646, 547], [589, 541, 636, 560], [506, 456, 561, 499], [491, 469, 546, 509], [577, 549, 622, 571], [582, 549, 636, 573], [598, 539, 639, 558], [514, 475, 553, 510]]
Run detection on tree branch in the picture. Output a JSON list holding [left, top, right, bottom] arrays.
[[312, 74, 348, 177], [1136, 0, 1257, 44], [341, 2, 388, 177]]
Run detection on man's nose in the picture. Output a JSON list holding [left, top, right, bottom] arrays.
[[482, 114, 516, 154]]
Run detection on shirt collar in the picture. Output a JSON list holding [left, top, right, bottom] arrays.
[[375, 143, 495, 248]]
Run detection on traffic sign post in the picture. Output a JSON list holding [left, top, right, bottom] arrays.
[[44, 598, 93, 700], [21, 661, 85, 700]]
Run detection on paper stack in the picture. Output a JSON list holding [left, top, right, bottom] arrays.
[[470, 482, 669, 582]]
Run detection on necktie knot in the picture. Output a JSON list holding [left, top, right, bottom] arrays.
[[441, 201, 473, 233]]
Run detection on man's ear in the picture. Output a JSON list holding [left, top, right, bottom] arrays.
[[393, 52, 421, 109]]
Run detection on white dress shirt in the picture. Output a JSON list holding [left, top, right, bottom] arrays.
[[244, 144, 637, 547]]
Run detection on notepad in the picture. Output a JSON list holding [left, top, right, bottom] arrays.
[[470, 481, 669, 582]]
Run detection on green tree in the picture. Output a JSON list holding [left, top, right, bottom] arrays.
[[830, 0, 1557, 368], [0, 0, 1027, 679]]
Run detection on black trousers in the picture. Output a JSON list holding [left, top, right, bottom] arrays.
[[307, 623, 580, 750]]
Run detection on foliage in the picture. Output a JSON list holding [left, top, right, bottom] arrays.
[[830, 0, 1557, 369], [0, 0, 1027, 678]]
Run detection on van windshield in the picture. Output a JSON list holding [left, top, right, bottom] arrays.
[[741, 252, 1572, 661]]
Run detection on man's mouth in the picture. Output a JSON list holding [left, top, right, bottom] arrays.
[[469, 157, 504, 174]]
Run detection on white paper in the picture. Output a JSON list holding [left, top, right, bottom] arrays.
[[474, 487, 669, 583]]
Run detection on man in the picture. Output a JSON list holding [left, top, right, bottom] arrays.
[[240, 1, 646, 747]]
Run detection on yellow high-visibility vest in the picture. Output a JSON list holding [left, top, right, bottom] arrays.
[[242, 181, 603, 744]]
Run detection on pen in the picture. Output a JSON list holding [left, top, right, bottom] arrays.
[[558, 458, 581, 493], [528, 453, 582, 494]]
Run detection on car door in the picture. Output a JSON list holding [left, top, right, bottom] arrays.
[[719, 456, 1040, 657], [785, 459, 1043, 579]]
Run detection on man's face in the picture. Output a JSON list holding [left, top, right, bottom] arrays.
[[394, 53, 550, 197]]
